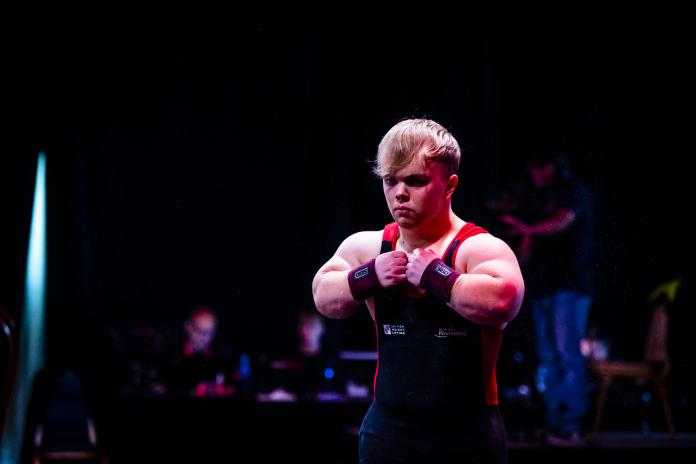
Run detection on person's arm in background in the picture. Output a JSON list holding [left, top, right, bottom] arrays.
[[500, 208, 576, 236]]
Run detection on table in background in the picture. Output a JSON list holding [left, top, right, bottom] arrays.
[[100, 393, 369, 463]]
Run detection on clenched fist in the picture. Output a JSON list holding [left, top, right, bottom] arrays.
[[374, 251, 408, 288], [405, 248, 439, 288]]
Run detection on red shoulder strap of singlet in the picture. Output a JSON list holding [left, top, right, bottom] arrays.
[[381, 222, 487, 261], [381, 222, 399, 251], [444, 222, 488, 267], [454, 222, 488, 241]]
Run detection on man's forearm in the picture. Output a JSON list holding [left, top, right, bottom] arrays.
[[447, 273, 521, 326], [312, 271, 362, 319]]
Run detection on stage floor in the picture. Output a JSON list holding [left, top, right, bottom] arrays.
[[507, 432, 696, 463], [99, 394, 696, 462]]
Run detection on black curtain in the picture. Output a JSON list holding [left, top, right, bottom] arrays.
[[4, 0, 691, 369]]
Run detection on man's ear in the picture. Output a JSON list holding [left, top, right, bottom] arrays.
[[445, 175, 458, 197]]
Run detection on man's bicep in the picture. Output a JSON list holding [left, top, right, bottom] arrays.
[[468, 254, 523, 284], [317, 254, 353, 276], [315, 231, 378, 277], [460, 235, 523, 281], [312, 254, 351, 298], [331, 231, 381, 269]]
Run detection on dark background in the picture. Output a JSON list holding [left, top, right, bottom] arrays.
[[2, 1, 692, 385]]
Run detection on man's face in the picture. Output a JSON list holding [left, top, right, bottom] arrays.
[[186, 313, 217, 353], [382, 160, 455, 229]]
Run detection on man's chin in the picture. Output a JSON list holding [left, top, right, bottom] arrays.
[[394, 217, 418, 229]]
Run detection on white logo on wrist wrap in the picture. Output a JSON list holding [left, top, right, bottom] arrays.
[[435, 263, 452, 277], [354, 268, 369, 279]]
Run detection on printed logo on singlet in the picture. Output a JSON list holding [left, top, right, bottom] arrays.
[[434, 328, 467, 338], [354, 267, 369, 279], [435, 263, 452, 277], [383, 324, 406, 335]]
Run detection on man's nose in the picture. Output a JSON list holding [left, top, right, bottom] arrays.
[[395, 182, 409, 201]]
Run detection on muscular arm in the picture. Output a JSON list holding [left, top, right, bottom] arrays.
[[447, 234, 525, 328], [312, 231, 381, 319]]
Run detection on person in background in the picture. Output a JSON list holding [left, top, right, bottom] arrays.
[[184, 307, 218, 357], [500, 152, 594, 446], [164, 306, 237, 397], [296, 310, 327, 398]]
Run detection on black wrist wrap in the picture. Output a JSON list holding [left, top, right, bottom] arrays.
[[420, 258, 460, 302], [348, 259, 380, 300]]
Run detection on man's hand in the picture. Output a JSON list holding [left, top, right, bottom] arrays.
[[405, 248, 439, 288], [374, 251, 408, 288]]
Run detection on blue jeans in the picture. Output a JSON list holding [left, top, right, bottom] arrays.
[[531, 290, 591, 434]]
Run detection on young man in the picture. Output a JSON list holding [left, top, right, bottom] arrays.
[[312, 119, 524, 463]]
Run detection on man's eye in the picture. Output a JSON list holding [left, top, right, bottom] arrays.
[[407, 178, 428, 186], [384, 177, 396, 186]]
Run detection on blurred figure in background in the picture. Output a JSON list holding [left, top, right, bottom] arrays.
[[296, 310, 328, 398], [253, 310, 328, 402], [298, 310, 326, 358], [184, 306, 218, 358], [163, 306, 237, 397], [500, 152, 594, 445]]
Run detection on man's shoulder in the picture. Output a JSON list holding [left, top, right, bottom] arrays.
[[455, 230, 520, 276], [337, 229, 385, 263], [457, 230, 511, 258], [459, 229, 497, 246], [341, 230, 383, 250], [347, 229, 384, 241]]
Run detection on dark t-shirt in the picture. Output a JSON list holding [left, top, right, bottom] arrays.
[[521, 178, 594, 298], [162, 340, 237, 393]]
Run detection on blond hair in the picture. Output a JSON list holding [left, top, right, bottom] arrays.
[[373, 119, 460, 178]]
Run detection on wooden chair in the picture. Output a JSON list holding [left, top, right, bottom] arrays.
[[0, 306, 19, 440], [588, 302, 675, 440]]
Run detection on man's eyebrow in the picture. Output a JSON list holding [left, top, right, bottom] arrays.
[[405, 174, 429, 179], [382, 173, 429, 181]]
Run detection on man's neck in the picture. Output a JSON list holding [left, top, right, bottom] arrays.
[[399, 210, 461, 251]]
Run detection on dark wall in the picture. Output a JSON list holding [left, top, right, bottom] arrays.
[[4, 1, 691, 368]]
